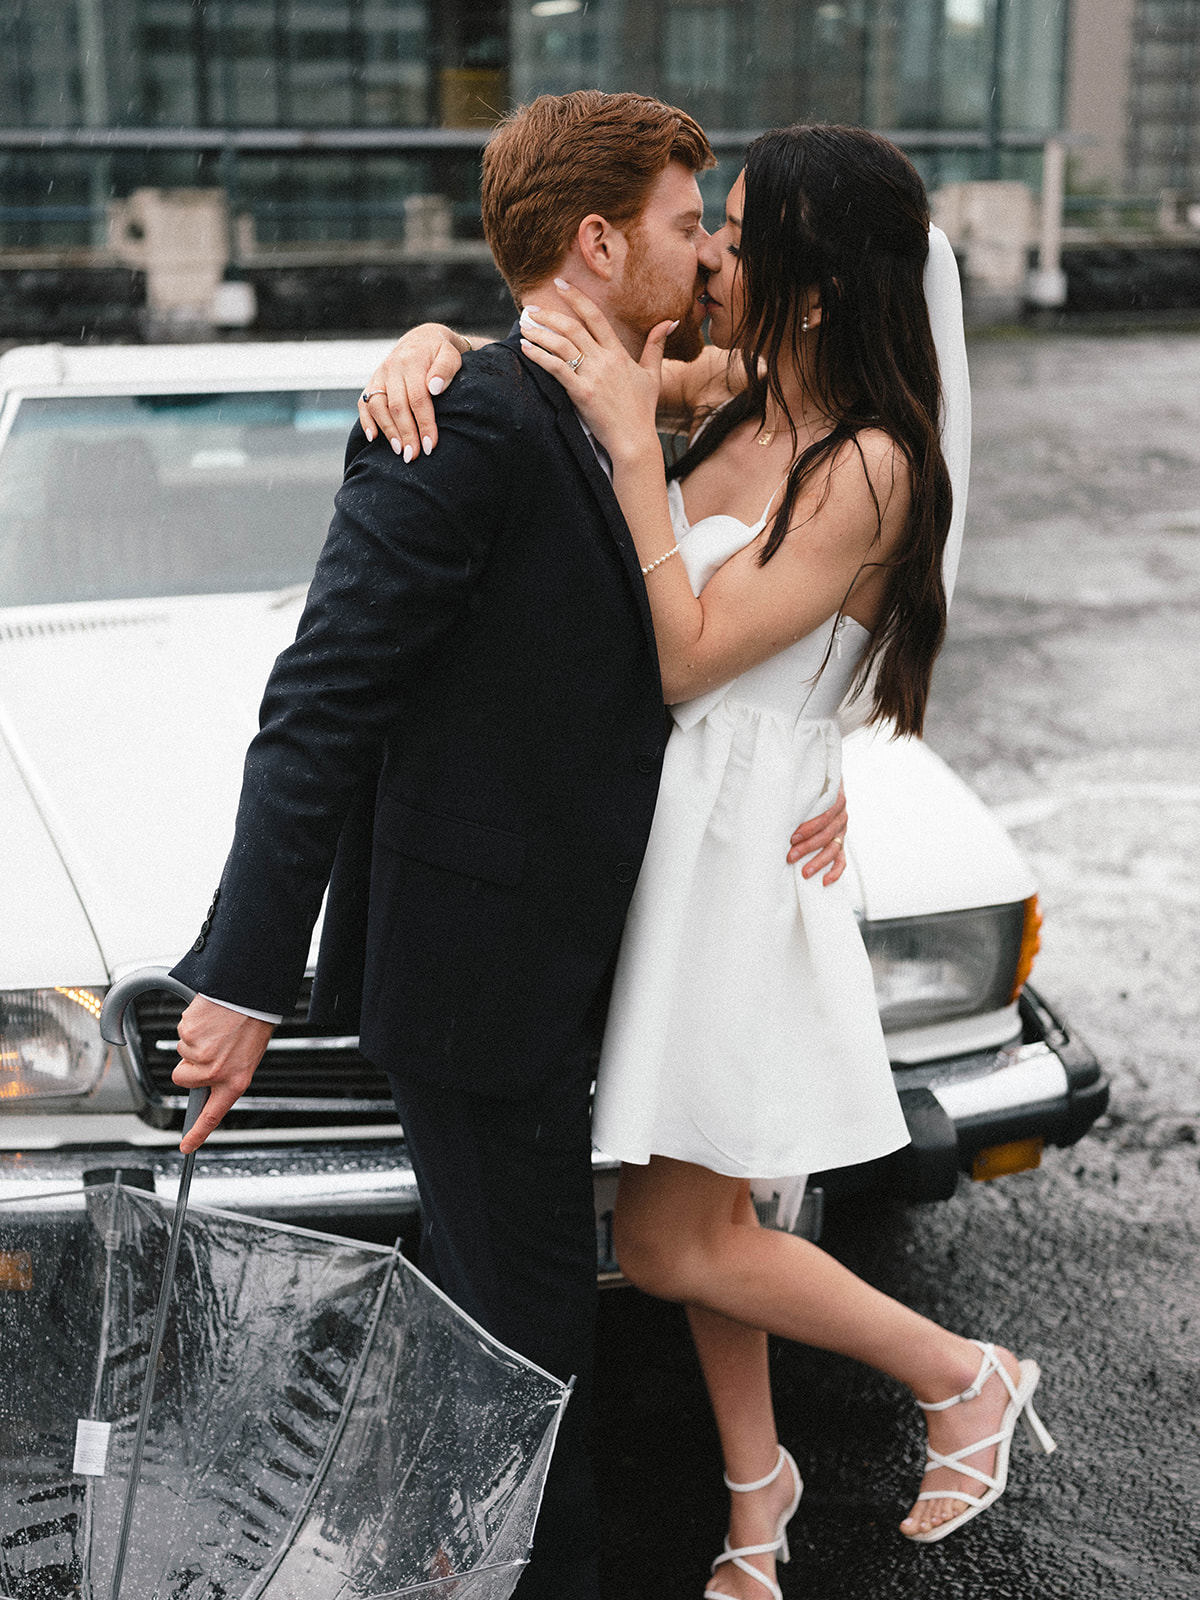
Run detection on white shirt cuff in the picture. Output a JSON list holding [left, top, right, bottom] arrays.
[[200, 993, 283, 1026]]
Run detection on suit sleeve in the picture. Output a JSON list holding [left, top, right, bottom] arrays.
[[172, 355, 518, 1014]]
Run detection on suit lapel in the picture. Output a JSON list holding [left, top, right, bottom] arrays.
[[500, 329, 659, 661]]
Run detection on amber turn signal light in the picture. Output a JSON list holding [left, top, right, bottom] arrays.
[[972, 1137, 1044, 1182], [0, 1251, 32, 1291], [1009, 894, 1043, 1002]]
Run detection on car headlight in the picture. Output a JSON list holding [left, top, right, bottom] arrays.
[[0, 988, 108, 1101], [861, 898, 1040, 1032]]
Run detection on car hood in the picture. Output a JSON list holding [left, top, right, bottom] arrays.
[[0, 590, 308, 986], [841, 725, 1035, 920]]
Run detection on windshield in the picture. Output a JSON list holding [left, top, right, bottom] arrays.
[[0, 390, 359, 606]]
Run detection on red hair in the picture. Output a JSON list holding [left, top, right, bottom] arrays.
[[481, 91, 715, 299]]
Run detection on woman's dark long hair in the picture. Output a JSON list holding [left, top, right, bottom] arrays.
[[668, 125, 952, 738]]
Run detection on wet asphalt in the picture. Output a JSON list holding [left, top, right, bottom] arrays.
[[593, 330, 1200, 1600]]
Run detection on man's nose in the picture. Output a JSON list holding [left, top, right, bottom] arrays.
[[695, 227, 721, 273]]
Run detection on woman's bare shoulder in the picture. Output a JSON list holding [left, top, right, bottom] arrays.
[[830, 426, 911, 494]]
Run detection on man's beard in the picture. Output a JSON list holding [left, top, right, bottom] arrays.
[[616, 231, 707, 364], [663, 314, 705, 362]]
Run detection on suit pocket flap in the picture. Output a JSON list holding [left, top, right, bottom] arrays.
[[376, 794, 527, 887]]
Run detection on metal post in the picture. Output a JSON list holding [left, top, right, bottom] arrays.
[[76, 0, 110, 248], [1028, 136, 1068, 307], [986, 0, 1007, 180]]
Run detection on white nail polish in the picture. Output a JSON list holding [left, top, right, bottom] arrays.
[[428, 376, 445, 395], [403, 444, 414, 463], [391, 437, 403, 455], [520, 306, 548, 331], [422, 436, 433, 456], [553, 278, 569, 290]]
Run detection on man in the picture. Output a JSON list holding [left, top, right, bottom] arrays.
[[171, 91, 844, 1600]]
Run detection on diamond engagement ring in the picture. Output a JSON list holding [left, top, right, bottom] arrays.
[[567, 351, 585, 374]]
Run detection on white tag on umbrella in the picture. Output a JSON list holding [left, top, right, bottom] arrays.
[[73, 1419, 112, 1476]]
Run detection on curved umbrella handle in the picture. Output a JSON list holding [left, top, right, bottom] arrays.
[[101, 968, 207, 1138], [100, 966, 196, 1046]]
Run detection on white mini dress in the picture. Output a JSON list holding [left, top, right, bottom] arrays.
[[591, 477, 910, 1180]]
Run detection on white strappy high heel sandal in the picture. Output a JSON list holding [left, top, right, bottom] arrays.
[[703, 1444, 803, 1600], [904, 1339, 1057, 1544]]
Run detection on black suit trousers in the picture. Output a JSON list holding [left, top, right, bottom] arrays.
[[387, 1058, 600, 1600]]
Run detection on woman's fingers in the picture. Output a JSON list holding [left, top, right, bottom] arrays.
[[787, 782, 848, 883], [518, 337, 563, 382], [519, 306, 590, 369], [360, 365, 430, 459], [551, 277, 625, 349], [357, 328, 465, 458], [803, 838, 847, 885], [640, 319, 678, 386]]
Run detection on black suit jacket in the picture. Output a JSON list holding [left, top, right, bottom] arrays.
[[173, 330, 666, 1095]]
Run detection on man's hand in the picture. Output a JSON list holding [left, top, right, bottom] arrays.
[[173, 997, 275, 1154], [357, 324, 470, 460], [787, 782, 848, 885]]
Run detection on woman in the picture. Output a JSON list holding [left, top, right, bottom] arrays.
[[362, 126, 1054, 1600]]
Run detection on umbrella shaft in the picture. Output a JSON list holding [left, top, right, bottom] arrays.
[[109, 1151, 198, 1600]]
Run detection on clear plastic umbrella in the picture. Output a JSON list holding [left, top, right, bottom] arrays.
[[0, 1178, 570, 1600]]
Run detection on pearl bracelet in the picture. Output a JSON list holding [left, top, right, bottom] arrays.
[[640, 543, 681, 576]]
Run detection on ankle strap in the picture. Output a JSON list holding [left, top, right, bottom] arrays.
[[723, 1444, 786, 1494], [916, 1340, 1020, 1413]]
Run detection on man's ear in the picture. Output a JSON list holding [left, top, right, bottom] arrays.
[[575, 213, 627, 283]]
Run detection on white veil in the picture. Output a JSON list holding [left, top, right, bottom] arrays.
[[837, 223, 971, 737], [925, 223, 971, 606]]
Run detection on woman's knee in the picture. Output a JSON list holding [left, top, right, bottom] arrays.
[[612, 1210, 692, 1299]]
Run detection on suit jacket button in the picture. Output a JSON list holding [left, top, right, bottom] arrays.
[[210, 886, 221, 906], [636, 756, 655, 774], [615, 862, 635, 885], [192, 934, 207, 953], [200, 918, 212, 935]]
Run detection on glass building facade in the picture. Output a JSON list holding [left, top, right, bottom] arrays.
[[1126, 0, 1200, 194], [0, 0, 1070, 251]]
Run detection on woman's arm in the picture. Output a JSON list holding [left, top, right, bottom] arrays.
[[520, 286, 909, 705], [657, 345, 741, 435], [358, 320, 744, 457]]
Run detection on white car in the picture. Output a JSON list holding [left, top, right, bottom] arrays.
[[0, 340, 1107, 1260]]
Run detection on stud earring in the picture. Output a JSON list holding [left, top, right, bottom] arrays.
[[802, 315, 810, 332]]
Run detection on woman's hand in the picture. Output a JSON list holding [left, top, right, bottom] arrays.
[[787, 783, 848, 885], [357, 324, 469, 459], [518, 279, 672, 465]]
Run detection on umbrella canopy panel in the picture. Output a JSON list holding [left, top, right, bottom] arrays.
[[0, 1182, 568, 1600]]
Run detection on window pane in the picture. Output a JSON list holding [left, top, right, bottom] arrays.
[[0, 391, 359, 607]]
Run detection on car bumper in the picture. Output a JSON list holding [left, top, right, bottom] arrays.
[[0, 988, 1106, 1245], [815, 984, 1109, 1204]]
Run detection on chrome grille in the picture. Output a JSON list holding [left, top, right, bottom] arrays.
[[129, 978, 395, 1114]]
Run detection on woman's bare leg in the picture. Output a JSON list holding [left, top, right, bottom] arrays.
[[614, 1157, 1023, 1545], [684, 1183, 797, 1598]]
